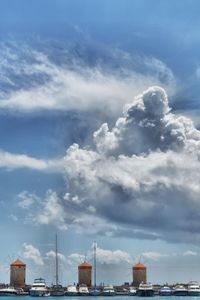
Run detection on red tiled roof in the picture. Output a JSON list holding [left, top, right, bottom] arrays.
[[10, 259, 26, 267], [78, 262, 92, 269], [133, 263, 146, 269]]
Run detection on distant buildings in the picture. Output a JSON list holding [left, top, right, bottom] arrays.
[[10, 259, 26, 288], [78, 262, 92, 287], [132, 262, 147, 287]]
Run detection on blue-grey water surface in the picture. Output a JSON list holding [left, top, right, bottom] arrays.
[[0, 297, 200, 300]]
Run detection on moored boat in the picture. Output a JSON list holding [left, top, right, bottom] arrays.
[[0, 287, 18, 296], [50, 234, 65, 296], [78, 284, 89, 296], [115, 287, 129, 295], [173, 285, 188, 296], [50, 285, 65, 296], [102, 285, 115, 296], [90, 242, 101, 296], [187, 281, 200, 296], [90, 287, 101, 296], [29, 278, 50, 297], [137, 282, 154, 297], [65, 285, 78, 296], [129, 287, 137, 296], [159, 286, 172, 296]]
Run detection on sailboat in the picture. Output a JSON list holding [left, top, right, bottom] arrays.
[[90, 242, 101, 296], [50, 234, 65, 296]]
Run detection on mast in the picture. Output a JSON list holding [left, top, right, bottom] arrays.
[[93, 241, 97, 287], [55, 233, 59, 286]]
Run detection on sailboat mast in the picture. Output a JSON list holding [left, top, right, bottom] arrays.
[[94, 241, 97, 287], [55, 233, 58, 286]]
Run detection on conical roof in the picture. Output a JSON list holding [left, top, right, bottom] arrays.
[[133, 262, 146, 270], [10, 259, 26, 267], [78, 261, 92, 269]]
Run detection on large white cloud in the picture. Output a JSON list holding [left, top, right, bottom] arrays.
[[62, 86, 200, 244]]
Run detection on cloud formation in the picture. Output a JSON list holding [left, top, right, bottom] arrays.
[[21, 190, 68, 231], [67, 245, 132, 266], [0, 42, 175, 118], [0, 149, 62, 172], [62, 86, 200, 244], [142, 252, 169, 261], [183, 250, 198, 256], [23, 243, 44, 266]]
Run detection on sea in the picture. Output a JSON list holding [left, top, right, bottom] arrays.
[[0, 297, 199, 300]]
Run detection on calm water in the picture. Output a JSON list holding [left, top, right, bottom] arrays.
[[0, 297, 200, 300]]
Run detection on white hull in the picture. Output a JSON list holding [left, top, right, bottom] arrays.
[[79, 285, 89, 296], [138, 283, 154, 297], [30, 290, 50, 297], [0, 292, 18, 296], [0, 288, 18, 296], [66, 286, 78, 296]]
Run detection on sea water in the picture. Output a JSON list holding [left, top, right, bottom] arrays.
[[0, 297, 199, 300]]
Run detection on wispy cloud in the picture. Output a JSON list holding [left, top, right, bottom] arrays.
[[142, 252, 169, 261], [0, 149, 63, 172], [183, 250, 198, 256], [0, 42, 176, 117]]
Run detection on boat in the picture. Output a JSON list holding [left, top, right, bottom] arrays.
[[90, 287, 101, 296], [50, 234, 65, 296], [187, 281, 200, 296], [90, 241, 101, 296], [173, 285, 188, 296], [78, 284, 89, 295], [15, 288, 29, 295], [0, 287, 18, 296], [51, 285, 65, 297], [29, 278, 50, 297], [115, 287, 129, 295], [137, 282, 154, 297], [129, 287, 137, 296], [102, 285, 116, 296], [159, 286, 172, 296], [65, 285, 78, 296]]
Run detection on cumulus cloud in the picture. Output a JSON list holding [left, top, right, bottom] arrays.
[[68, 245, 132, 266], [26, 190, 68, 231], [62, 86, 200, 244], [45, 250, 67, 262], [23, 244, 44, 266], [95, 247, 132, 265]]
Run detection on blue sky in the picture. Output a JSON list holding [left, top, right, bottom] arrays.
[[1, 0, 200, 286]]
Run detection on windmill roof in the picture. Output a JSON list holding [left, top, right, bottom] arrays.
[[133, 263, 146, 269], [78, 262, 92, 269], [10, 259, 26, 267]]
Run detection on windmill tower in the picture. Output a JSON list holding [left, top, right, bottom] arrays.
[[78, 261, 92, 287], [132, 262, 147, 287], [10, 259, 26, 287]]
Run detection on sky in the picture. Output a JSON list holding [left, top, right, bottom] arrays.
[[1, 0, 200, 286]]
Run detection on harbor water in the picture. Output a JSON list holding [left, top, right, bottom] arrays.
[[0, 297, 200, 300]]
